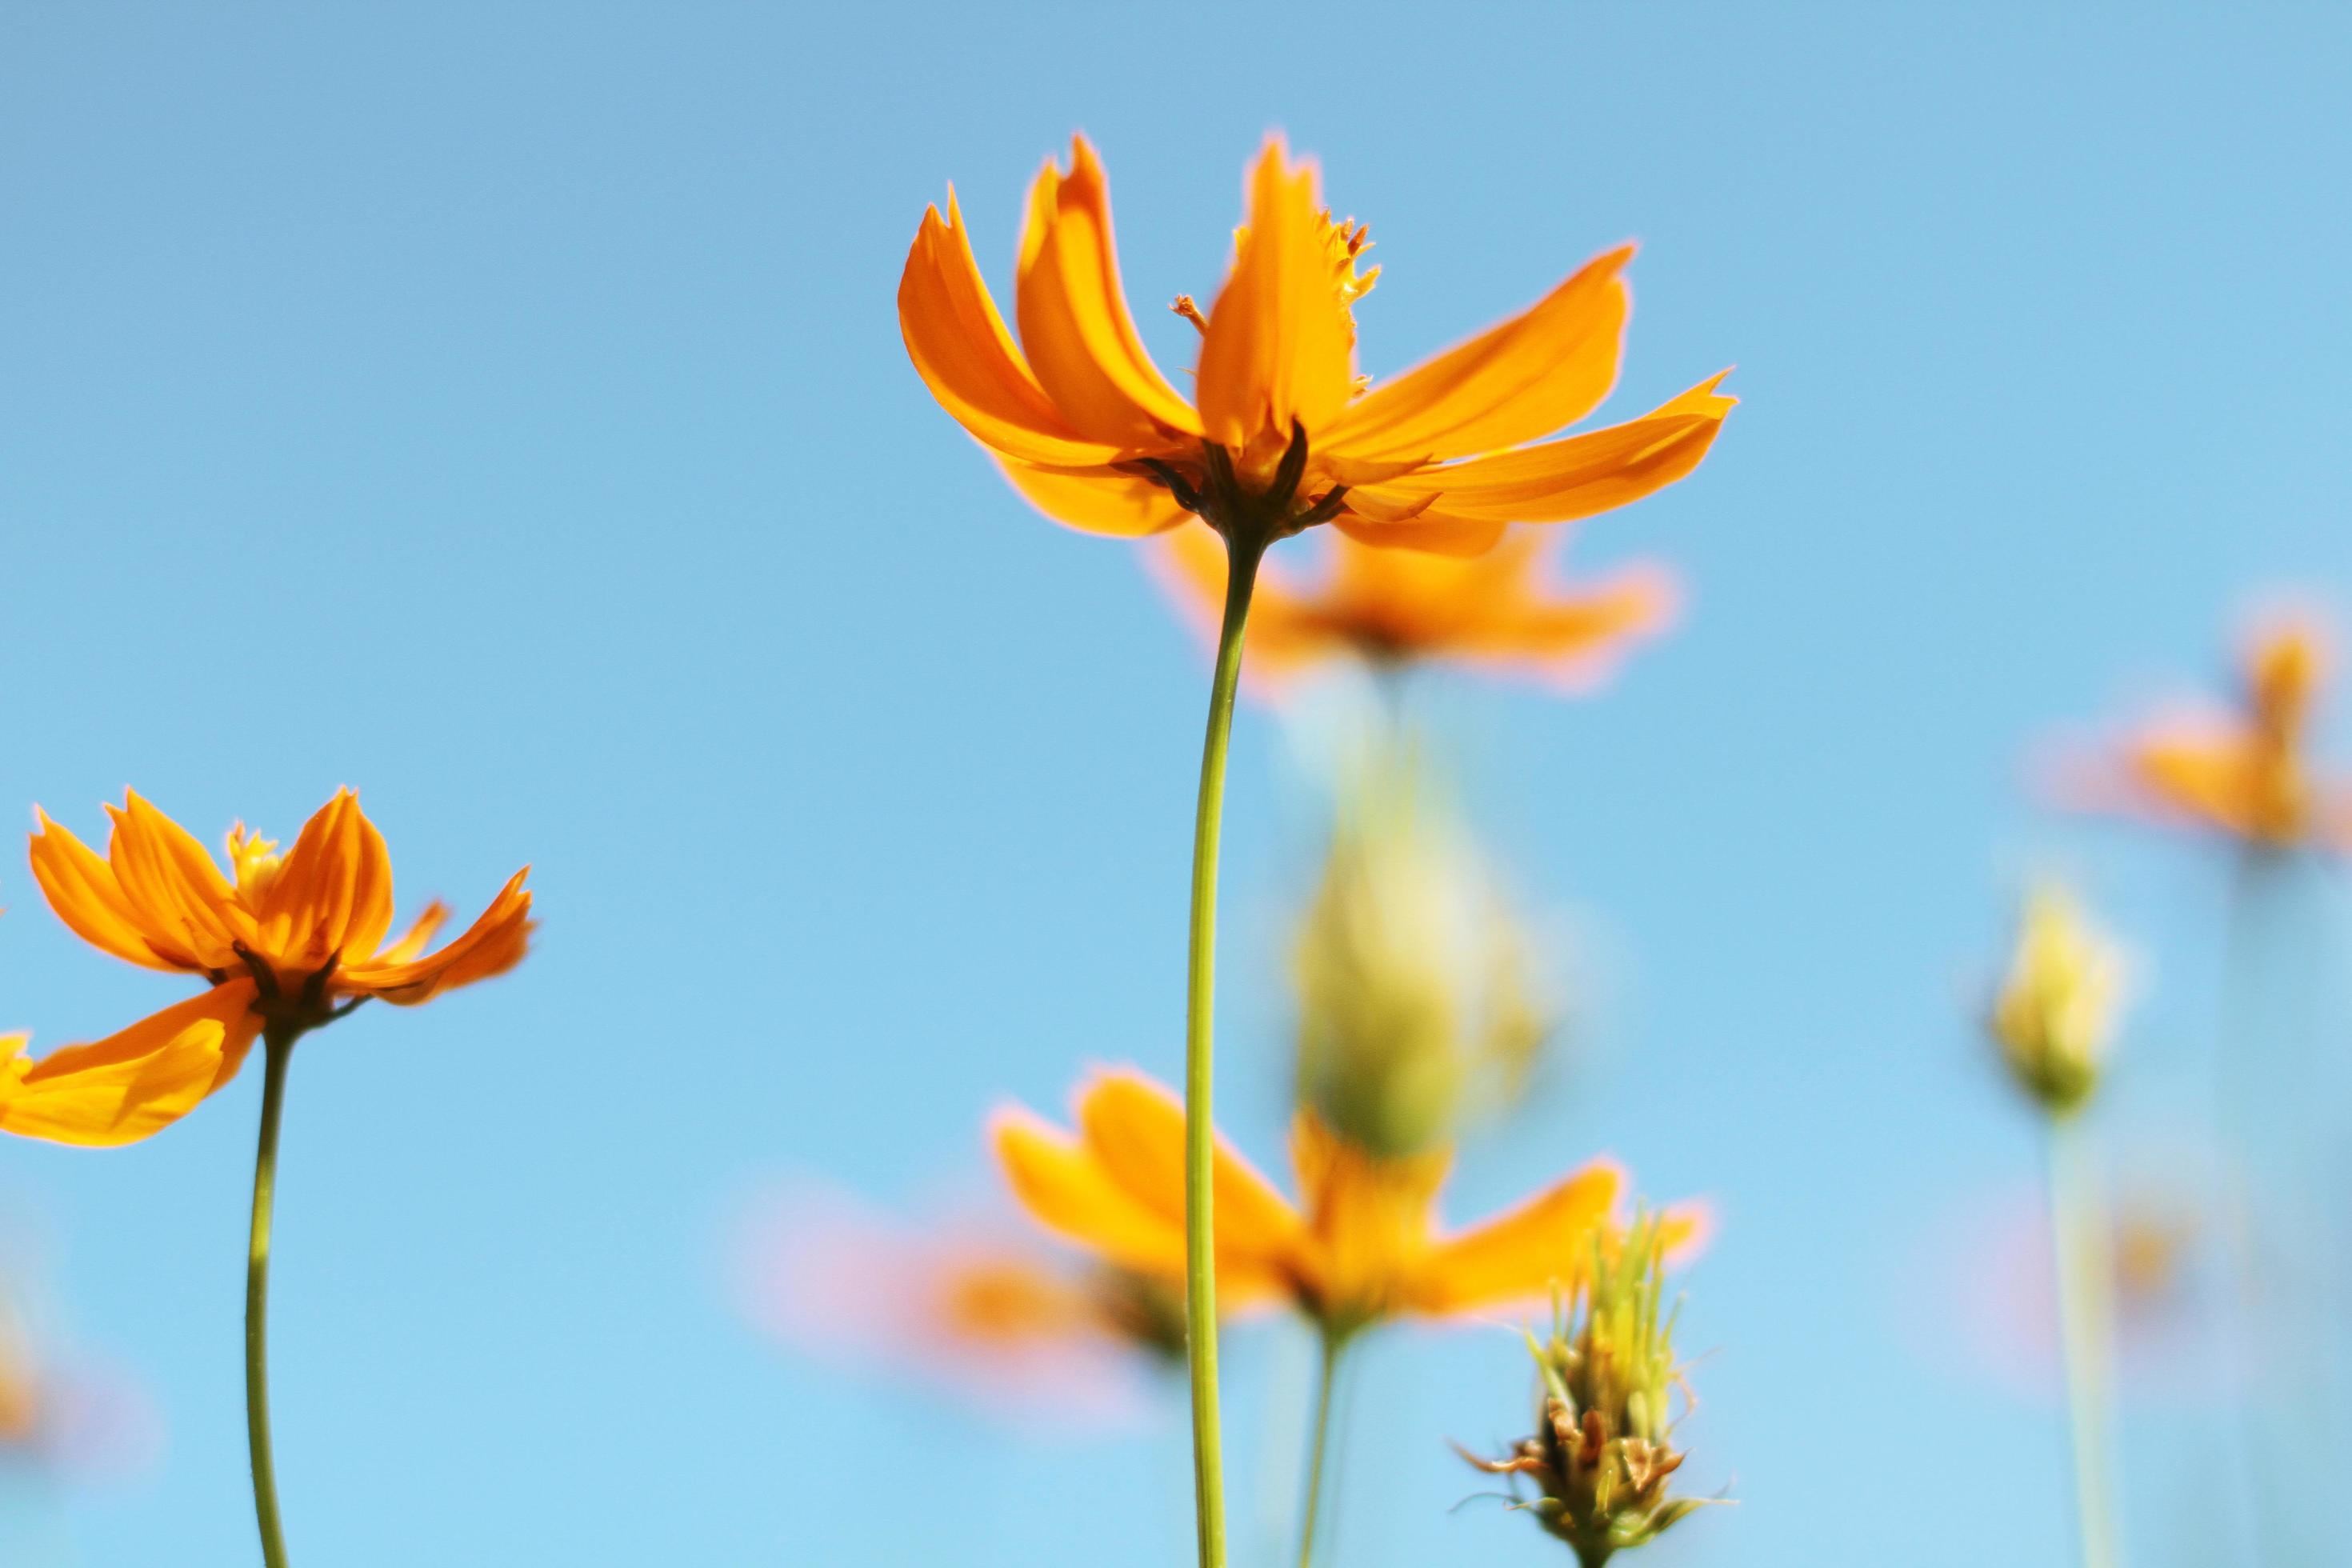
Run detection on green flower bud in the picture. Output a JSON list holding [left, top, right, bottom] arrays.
[[1990, 882, 2127, 1118], [1293, 738, 1553, 1158], [1460, 1213, 1718, 1566]]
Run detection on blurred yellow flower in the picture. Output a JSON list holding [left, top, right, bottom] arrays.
[[0, 789, 534, 1146], [1990, 882, 2126, 1118], [1154, 522, 1677, 692], [899, 134, 1733, 557], [992, 1068, 1698, 1336], [2059, 615, 2351, 850]]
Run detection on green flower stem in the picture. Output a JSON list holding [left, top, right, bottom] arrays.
[[2049, 1116, 2119, 1568], [1295, 1329, 1350, 1568], [1182, 531, 1265, 1568], [247, 1026, 300, 1568]]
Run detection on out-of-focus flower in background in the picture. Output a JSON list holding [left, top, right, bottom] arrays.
[[1989, 882, 2129, 1118], [898, 133, 1732, 554], [0, 790, 534, 1146], [0, 1254, 163, 1480], [1290, 740, 1555, 1159], [734, 1182, 1181, 1422], [2054, 612, 2352, 851], [1459, 1213, 1715, 1566], [992, 1069, 1697, 1338], [1152, 524, 1677, 696], [1901, 1178, 2215, 1402]]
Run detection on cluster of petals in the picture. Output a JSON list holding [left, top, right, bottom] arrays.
[[0, 789, 533, 1146], [992, 1068, 1700, 1332], [1154, 520, 1678, 692], [898, 134, 1734, 556], [2057, 618, 2352, 850]]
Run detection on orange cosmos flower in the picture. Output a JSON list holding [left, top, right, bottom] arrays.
[[991, 1068, 1698, 1335], [0, 789, 533, 1146], [899, 134, 1734, 558], [1153, 520, 1677, 692], [2056, 615, 2352, 851]]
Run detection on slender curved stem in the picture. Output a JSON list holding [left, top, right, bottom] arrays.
[[2049, 1116, 2119, 1568], [1295, 1330, 1347, 1568], [1182, 533, 1264, 1568], [247, 1029, 298, 1568]]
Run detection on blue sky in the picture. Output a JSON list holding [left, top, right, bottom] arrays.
[[4, 3, 2350, 1565]]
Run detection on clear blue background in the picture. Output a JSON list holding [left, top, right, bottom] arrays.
[[4, 3, 2350, 1564]]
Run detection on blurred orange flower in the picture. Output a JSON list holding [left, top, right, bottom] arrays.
[[992, 1068, 1699, 1335], [899, 134, 1732, 557], [1153, 521, 1676, 692], [0, 790, 534, 1146], [740, 1185, 1180, 1418], [2058, 615, 2351, 850]]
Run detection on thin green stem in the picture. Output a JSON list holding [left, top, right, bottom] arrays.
[[2049, 1116, 2120, 1568], [1182, 532, 1264, 1568], [1295, 1330, 1347, 1568], [247, 1028, 299, 1568]]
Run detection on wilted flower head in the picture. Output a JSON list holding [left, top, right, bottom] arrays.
[[900, 134, 1732, 557], [1153, 523, 1678, 695], [993, 1068, 1699, 1338], [1294, 742, 1553, 1158], [1462, 1214, 1714, 1566], [1989, 882, 2127, 1118], [2056, 613, 2352, 852]]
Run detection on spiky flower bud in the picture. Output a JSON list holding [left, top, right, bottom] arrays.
[[1990, 882, 2126, 1118], [1293, 739, 1552, 1159], [1462, 1214, 1713, 1566]]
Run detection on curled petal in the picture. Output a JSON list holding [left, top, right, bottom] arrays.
[[1324, 245, 1633, 462], [899, 197, 1122, 469], [1407, 1158, 1624, 1313], [1014, 137, 1199, 449], [29, 809, 182, 972], [1352, 372, 1736, 524], [0, 982, 262, 1147], [375, 900, 451, 966], [1197, 138, 1357, 454], [996, 459, 1192, 538], [339, 870, 532, 1005]]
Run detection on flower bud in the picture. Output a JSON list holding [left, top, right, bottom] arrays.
[[1292, 742, 1551, 1158], [1461, 1214, 1714, 1565], [1990, 882, 2126, 1118]]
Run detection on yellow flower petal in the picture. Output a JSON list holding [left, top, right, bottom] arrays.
[[898, 197, 1124, 469], [254, 788, 396, 969], [1323, 245, 1632, 463], [1013, 137, 1200, 450], [1406, 1158, 1623, 1313], [994, 458, 1191, 538], [28, 808, 184, 972], [1074, 1070, 1305, 1270], [1350, 372, 1735, 524], [991, 1106, 1187, 1276], [102, 793, 252, 971], [1196, 138, 1357, 458], [341, 870, 533, 1005], [0, 982, 262, 1147]]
